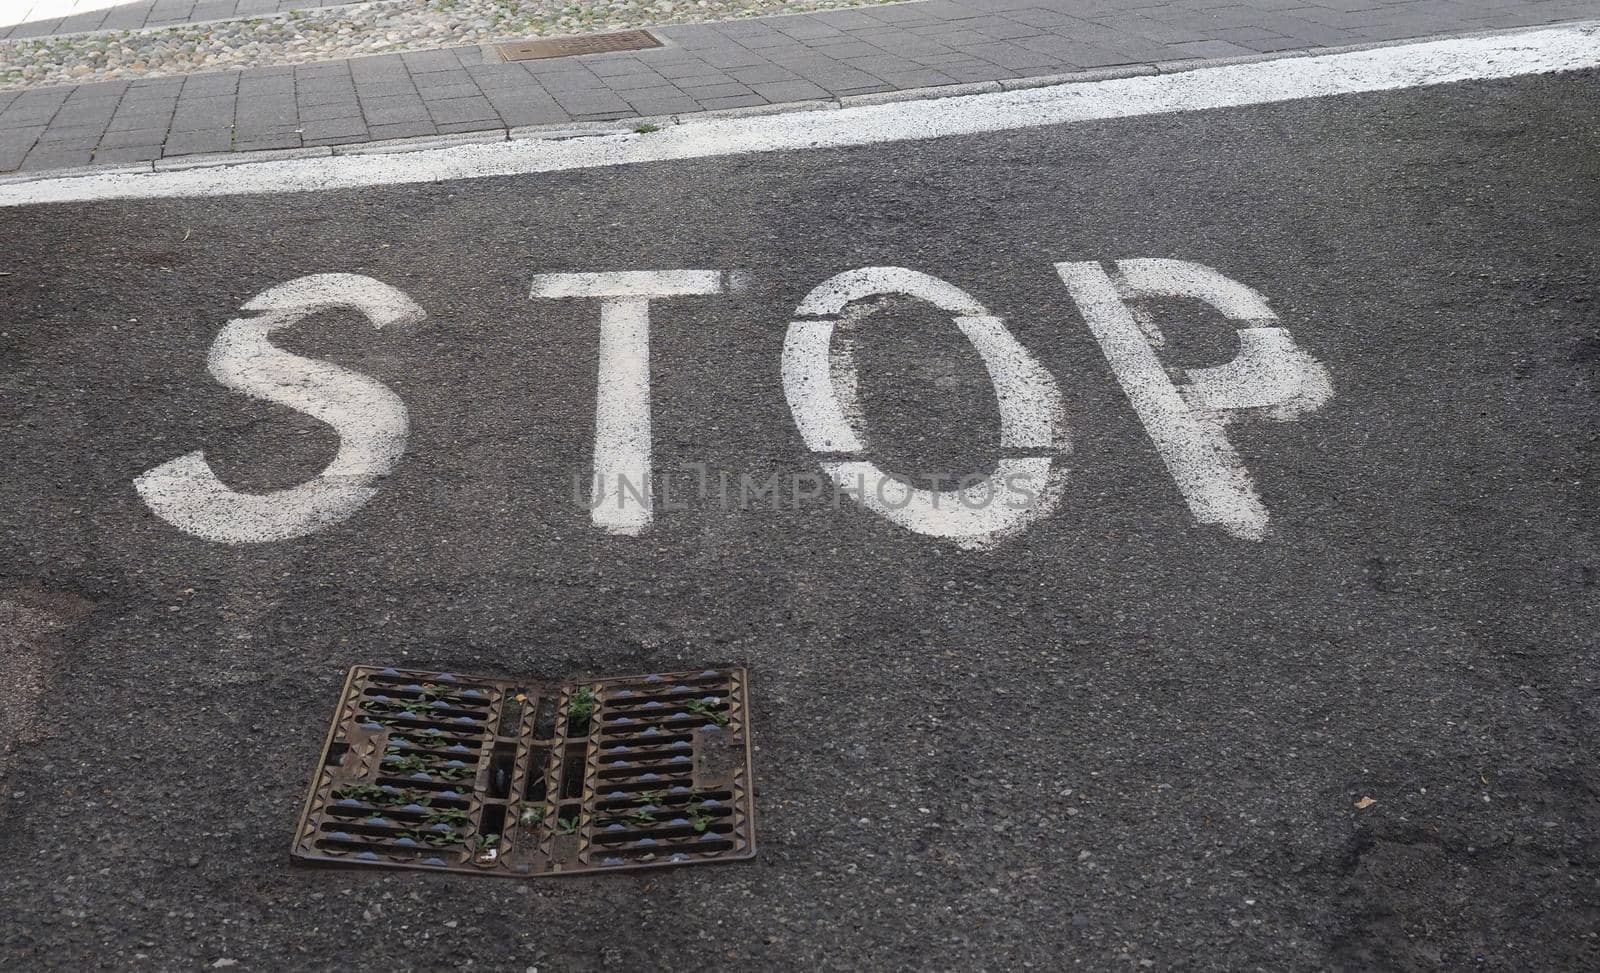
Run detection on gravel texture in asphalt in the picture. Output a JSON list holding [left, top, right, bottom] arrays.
[[0, 69, 1596, 970]]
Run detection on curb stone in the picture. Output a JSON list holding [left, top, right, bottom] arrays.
[[839, 82, 1001, 106], [152, 146, 334, 170], [335, 131, 508, 155]]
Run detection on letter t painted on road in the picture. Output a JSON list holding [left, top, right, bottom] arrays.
[[530, 271, 728, 535]]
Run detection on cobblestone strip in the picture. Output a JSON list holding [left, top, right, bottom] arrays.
[[0, 0, 350, 41], [1, 0, 1595, 173]]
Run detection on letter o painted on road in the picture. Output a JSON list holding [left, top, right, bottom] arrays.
[[781, 267, 1069, 548]]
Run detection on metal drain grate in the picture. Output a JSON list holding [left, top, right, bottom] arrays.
[[291, 665, 755, 877], [496, 30, 662, 62]]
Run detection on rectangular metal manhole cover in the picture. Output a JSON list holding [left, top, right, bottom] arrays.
[[497, 30, 662, 62], [292, 665, 755, 877]]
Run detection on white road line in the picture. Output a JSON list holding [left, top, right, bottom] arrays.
[[1, 23, 1595, 208]]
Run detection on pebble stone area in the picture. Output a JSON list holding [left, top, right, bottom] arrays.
[[0, 0, 903, 90]]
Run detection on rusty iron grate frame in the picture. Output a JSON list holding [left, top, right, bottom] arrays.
[[496, 30, 663, 62], [291, 665, 755, 877]]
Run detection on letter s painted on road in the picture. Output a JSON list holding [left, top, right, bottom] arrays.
[[135, 274, 422, 543]]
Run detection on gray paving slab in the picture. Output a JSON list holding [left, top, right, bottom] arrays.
[[2, 0, 1597, 171]]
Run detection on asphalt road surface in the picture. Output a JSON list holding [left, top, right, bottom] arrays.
[[1, 67, 1597, 971]]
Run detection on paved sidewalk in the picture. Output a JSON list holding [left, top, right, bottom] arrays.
[[1, 0, 1595, 173], [0, 0, 344, 40]]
